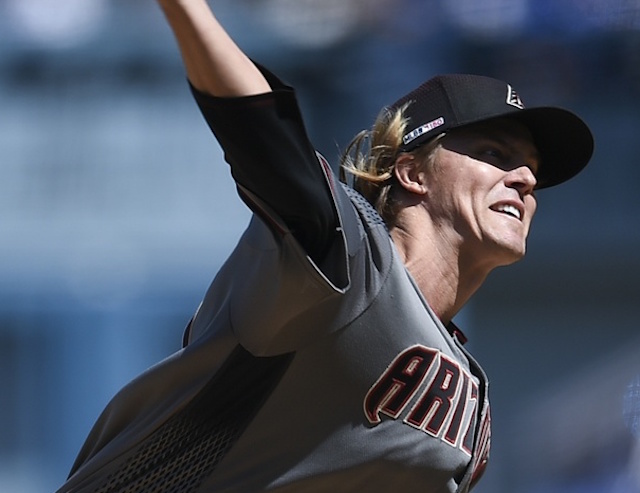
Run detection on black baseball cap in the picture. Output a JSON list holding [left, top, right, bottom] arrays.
[[390, 74, 594, 189]]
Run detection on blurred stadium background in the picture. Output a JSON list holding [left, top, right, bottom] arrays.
[[0, 0, 639, 492]]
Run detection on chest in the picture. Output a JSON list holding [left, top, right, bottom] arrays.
[[215, 265, 490, 492]]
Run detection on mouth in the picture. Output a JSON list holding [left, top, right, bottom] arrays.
[[491, 203, 523, 221]]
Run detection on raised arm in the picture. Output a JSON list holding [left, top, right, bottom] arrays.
[[157, 0, 270, 97], [157, 0, 342, 266]]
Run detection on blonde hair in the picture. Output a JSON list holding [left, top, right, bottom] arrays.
[[340, 103, 443, 226]]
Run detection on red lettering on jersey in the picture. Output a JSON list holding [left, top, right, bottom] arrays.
[[364, 345, 485, 460], [405, 355, 461, 437], [444, 372, 469, 447], [461, 380, 479, 455], [364, 346, 438, 424]]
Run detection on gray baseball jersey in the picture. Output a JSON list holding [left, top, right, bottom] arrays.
[[57, 68, 491, 493]]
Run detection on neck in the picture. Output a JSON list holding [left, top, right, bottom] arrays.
[[390, 208, 491, 325]]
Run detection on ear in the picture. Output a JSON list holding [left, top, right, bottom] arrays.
[[393, 154, 428, 196]]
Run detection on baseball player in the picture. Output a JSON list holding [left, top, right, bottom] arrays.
[[55, 0, 594, 492]]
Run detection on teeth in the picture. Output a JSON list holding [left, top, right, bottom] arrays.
[[497, 204, 521, 220]]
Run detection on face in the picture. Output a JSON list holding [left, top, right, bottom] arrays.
[[421, 118, 539, 269]]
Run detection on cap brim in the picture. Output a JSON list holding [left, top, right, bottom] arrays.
[[508, 107, 594, 189]]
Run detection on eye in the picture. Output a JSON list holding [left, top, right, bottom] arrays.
[[480, 146, 506, 162]]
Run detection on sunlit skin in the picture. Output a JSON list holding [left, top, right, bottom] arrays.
[[390, 118, 540, 324]]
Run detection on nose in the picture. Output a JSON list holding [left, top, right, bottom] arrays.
[[505, 165, 537, 196]]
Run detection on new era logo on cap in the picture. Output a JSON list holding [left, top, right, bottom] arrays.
[[506, 85, 525, 109]]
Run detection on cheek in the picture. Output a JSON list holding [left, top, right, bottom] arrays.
[[526, 196, 538, 222], [428, 153, 495, 218]]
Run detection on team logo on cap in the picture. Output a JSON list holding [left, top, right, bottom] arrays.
[[403, 117, 445, 146], [506, 85, 524, 109]]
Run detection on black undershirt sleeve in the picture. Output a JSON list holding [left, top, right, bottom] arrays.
[[190, 68, 338, 262]]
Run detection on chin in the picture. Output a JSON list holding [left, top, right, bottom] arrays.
[[502, 252, 525, 267], [489, 238, 527, 267], [502, 244, 527, 265]]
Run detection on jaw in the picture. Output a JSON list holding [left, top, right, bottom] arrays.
[[459, 217, 530, 273]]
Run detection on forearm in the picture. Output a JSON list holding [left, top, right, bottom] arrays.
[[157, 0, 271, 96]]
